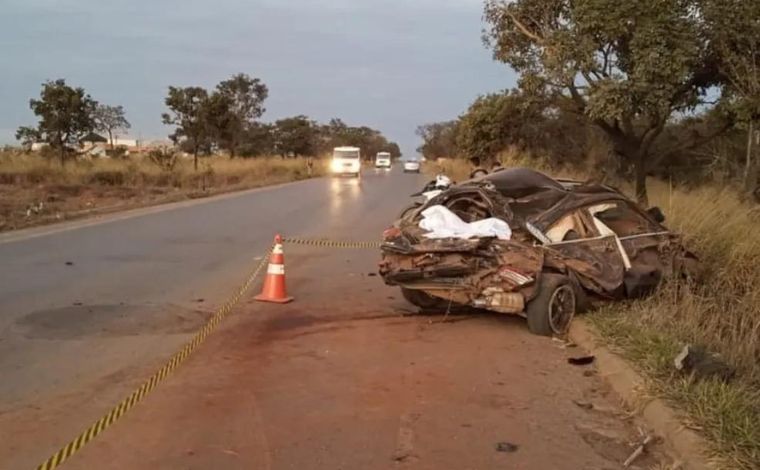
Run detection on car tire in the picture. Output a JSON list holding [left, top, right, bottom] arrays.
[[525, 274, 576, 336], [400, 288, 451, 311]]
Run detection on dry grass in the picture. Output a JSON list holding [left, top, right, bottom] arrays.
[[426, 155, 760, 468], [0, 151, 325, 231], [592, 181, 760, 469]]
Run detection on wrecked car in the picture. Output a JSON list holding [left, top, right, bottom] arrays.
[[379, 168, 696, 336]]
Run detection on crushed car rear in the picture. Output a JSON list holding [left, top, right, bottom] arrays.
[[379, 168, 696, 336]]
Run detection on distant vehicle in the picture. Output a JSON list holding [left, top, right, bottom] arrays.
[[403, 160, 421, 173], [375, 151, 392, 169], [330, 146, 361, 177]]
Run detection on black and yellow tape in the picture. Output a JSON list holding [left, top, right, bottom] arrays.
[[36, 246, 273, 470], [35, 235, 380, 469], [283, 237, 382, 249]]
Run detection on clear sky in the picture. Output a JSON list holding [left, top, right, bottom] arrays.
[[0, 0, 516, 156]]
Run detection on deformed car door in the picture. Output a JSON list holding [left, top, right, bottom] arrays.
[[540, 210, 627, 297], [588, 201, 674, 297]]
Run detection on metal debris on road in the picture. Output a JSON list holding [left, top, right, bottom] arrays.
[[623, 434, 654, 467], [495, 441, 519, 453], [572, 399, 594, 410]]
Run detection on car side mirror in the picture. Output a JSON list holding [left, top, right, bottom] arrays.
[[647, 206, 666, 223]]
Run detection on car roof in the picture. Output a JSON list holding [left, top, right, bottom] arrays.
[[471, 168, 566, 198]]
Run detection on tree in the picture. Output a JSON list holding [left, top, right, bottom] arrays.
[[384, 142, 402, 160], [16, 79, 97, 166], [456, 90, 543, 163], [483, 0, 727, 204], [162, 86, 210, 170], [15, 126, 41, 151], [273, 115, 319, 157], [238, 122, 276, 156], [211, 74, 268, 158], [703, 0, 760, 192], [93, 104, 131, 150], [416, 121, 459, 160]]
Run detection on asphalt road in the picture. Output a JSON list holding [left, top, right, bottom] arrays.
[[0, 166, 666, 469], [0, 169, 422, 446]]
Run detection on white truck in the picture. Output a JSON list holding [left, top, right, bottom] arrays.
[[375, 151, 392, 169], [330, 146, 361, 177]]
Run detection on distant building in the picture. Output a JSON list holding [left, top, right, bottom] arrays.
[[80, 132, 108, 146], [112, 137, 138, 148]]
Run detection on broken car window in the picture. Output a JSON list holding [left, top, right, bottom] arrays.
[[546, 211, 594, 243], [590, 203, 658, 237]]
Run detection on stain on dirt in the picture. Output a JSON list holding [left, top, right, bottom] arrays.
[[15, 303, 211, 340], [263, 314, 319, 333]]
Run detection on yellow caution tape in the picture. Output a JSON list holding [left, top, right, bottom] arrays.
[[283, 237, 382, 249], [36, 246, 273, 470]]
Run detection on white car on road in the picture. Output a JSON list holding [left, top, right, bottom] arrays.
[[330, 146, 361, 177], [403, 160, 421, 173], [375, 152, 392, 169]]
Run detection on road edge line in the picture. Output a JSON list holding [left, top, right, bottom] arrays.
[[569, 319, 709, 470]]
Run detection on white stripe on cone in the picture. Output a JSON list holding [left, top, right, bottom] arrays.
[[267, 264, 285, 275], [273, 244, 284, 254]]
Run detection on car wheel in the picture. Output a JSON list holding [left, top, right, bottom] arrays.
[[525, 274, 576, 336], [400, 288, 451, 311]]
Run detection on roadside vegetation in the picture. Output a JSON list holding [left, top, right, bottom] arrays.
[[0, 150, 324, 232], [6, 72, 402, 232]]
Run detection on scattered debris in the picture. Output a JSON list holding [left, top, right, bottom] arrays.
[[674, 345, 735, 382], [568, 355, 595, 366], [495, 441, 519, 453], [65, 261, 74, 266], [552, 337, 577, 349], [572, 399, 593, 410], [623, 434, 654, 467], [25, 202, 45, 217], [367, 272, 378, 277]]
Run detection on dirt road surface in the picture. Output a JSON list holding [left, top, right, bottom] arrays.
[[0, 168, 666, 469]]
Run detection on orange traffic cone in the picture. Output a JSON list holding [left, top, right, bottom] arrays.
[[255, 234, 294, 303]]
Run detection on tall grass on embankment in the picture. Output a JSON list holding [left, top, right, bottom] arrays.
[[0, 151, 325, 232], [426, 155, 760, 468]]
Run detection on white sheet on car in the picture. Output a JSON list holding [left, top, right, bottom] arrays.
[[419, 205, 511, 240]]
